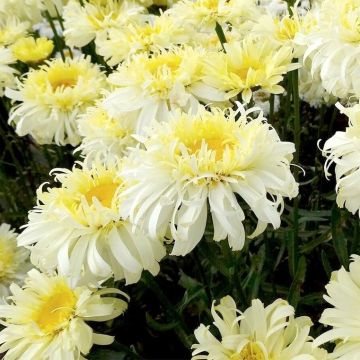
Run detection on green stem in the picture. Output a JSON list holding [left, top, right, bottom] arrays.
[[44, 10, 66, 61], [141, 272, 192, 349], [269, 94, 274, 123], [215, 21, 227, 53], [291, 68, 300, 277]]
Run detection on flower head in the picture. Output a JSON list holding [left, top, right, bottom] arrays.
[[0, 46, 17, 96], [0, 16, 29, 46], [11, 36, 54, 64], [323, 102, 360, 215], [96, 13, 189, 67], [77, 102, 137, 164], [6, 56, 107, 146], [18, 160, 166, 285], [0, 269, 128, 360], [198, 37, 298, 103], [103, 46, 213, 130], [63, 0, 145, 48], [192, 295, 327, 359], [314, 255, 360, 358], [168, 0, 258, 31], [0, 224, 31, 301], [120, 104, 298, 256], [304, 0, 360, 99]]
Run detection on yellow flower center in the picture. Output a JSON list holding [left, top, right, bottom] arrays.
[[275, 17, 299, 41], [0, 239, 15, 279], [85, 182, 119, 208], [174, 115, 238, 161], [231, 343, 266, 360], [145, 53, 182, 97], [48, 68, 79, 91], [33, 282, 77, 335]]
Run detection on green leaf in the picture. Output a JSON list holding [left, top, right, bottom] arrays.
[[331, 206, 349, 268], [145, 312, 179, 332], [287, 256, 307, 309]]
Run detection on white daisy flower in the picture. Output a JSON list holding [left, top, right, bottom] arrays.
[[103, 46, 222, 132], [95, 13, 189, 67], [314, 255, 360, 358], [304, 0, 360, 99], [0, 224, 31, 302], [323, 102, 360, 215], [18, 160, 166, 285], [119, 104, 298, 256], [0, 269, 128, 360], [167, 0, 258, 32], [0, 47, 17, 97], [192, 295, 328, 359], [0, 16, 30, 47], [63, 0, 145, 48], [76, 102, 138, 164], [6, 56, 107, 146]]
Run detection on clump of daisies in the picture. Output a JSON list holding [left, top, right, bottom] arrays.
[[323, 102, 360, 215], [192, 295, 327, 359], [314, 255, 360, 358], [6, 56, 107, 146], [0, 269, 128, 360], [119, 103, 298, 256], [0, 224, 31, 301], [18, 160, 166, 285]]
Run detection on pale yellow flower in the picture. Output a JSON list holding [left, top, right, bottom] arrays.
[[11, 36, 54, 64], [18, 160, 166, 285], [0, 224, 31, 301], [6, 56, 107, 146], [197, 37, 298, 103], [0, 269, 128, 360], [119, 104, 298, 256], [192, 296, 327, 359], [314, 255, 360, 358], [63, 0, 145, 48]]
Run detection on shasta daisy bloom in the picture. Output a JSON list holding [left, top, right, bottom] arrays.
[[76, 102, 137, 164], [0, 16, 29, 46], [95, 14, 189, 67], [63, 0, 145, 48], [304, 0, 360, 99], [197, 37, 299, 103], [167, 0, 258, 32], [0, 224, 31, 301], [323, 102, 360, 215], [103, 46, 221, 131], [313, 255, 360, 358], [18, 161, 166, 285], [0, 0, 43, 24], [299, 55, 336, 108], [192, 295, 327, 360], [0, 46, 17, 96], [120, 104, 298, 256], [11, 36, 54, 64], [0, 269, 128, 360], [6, 56, 107, 146]]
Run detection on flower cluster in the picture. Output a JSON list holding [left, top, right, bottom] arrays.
[[2, 0, 360, 359]]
